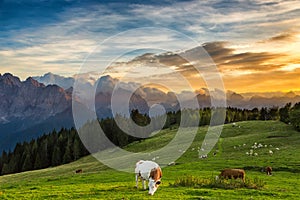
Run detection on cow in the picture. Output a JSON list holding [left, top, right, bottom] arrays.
[[75, 169, 83, 174], [266, 166, 272, 175], [216, 168, 245, 182], [135, 160, 162, 195]]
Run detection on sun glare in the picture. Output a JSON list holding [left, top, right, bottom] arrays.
[[281, 64, 300, 72]]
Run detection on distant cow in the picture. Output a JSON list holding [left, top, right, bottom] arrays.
[[75, 169, 83, 174], [266, 166, 272, 175], [135, 160, 162, 195], [217, 168, 245, 182]]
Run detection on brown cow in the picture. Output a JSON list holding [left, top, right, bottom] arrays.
[[266, 166, 272, 175], [217, 168, 245, 182], [75, 169, 83, 174]]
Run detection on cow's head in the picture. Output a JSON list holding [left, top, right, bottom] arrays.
[[148, 178, 161, 195]]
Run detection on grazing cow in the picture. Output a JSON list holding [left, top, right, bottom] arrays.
[[135, 160, 162, 195], [217, 168, 245, 182], [75, 169, 83, 174], [266, 166, 272, 175]]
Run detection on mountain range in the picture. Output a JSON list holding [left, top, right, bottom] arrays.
[[1, 72, 300, 151], [0, 73, 149, 151], [32, 72, 300, 109]]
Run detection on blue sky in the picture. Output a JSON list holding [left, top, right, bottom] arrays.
[[0, 0, 300, 92]]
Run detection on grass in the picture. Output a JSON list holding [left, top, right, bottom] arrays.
[[0, 121, 300, 199]]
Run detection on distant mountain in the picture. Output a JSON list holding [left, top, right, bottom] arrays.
[[32, 72, 75, 89], [0, 73, 72, 123], [246, 95, 300, 109], [0, 73, 74, 150], [34, 72, 300, 109], [0, 73, 150, 151], [93, 75, 149, 118]]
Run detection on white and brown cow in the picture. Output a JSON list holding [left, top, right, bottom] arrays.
[[135, 160, 162, 195]]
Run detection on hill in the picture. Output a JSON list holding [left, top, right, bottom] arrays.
[[0, 121, 300, 199]]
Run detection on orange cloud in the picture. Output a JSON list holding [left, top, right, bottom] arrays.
[[259, 31, 298, 43], [107, 36, 300, 93]]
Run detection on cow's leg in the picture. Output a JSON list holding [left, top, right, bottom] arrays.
[[135, 174, 139, 188], [142, 179, 146, 190]]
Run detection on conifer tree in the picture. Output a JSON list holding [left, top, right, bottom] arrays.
[[51, 145, 62, 166], [22, 153, 33, 171]]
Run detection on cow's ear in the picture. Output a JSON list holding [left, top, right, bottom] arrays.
[[156, 181, 161, 185]]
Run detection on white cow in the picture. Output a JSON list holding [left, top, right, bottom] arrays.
[[135, 160, 162, 195]]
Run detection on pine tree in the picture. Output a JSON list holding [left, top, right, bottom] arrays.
[[1, 163, 10, 175], [290, 103, 300, 131], [63, 144, 73, 164], [21, 153, 33, 171], [34, 151, 43, 170], [73, 136, 84, 160], [279, 103, 291, 123], [259, 107, 268, 120], [0, 151, 8, 175], [51, 145, 62, 166]]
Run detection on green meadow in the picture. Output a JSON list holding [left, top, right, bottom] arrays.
[[0, 121, 300, 199]]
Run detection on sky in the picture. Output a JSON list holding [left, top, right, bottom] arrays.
[[0, 0, 300, 93]]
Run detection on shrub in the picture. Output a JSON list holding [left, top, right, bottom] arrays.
[[170, 175, 265, 189], [170, 175, 209, 187]]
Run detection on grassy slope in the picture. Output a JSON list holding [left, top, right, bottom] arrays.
[[0, 121, 300, 199]]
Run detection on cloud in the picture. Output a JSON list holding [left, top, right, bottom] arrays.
[[199, 42, 287, 72], [102, 34, 300, 93], [267, 32, 295, 42], [103, 39, 290, 78], [259, 31, 298, 43], [1, 0, 300, 93]]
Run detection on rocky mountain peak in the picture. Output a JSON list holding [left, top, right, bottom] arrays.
[[0, 73, 22, 87], [33, 72, 74, 89], [230, 92, 244, 101], [24, 77, 45, 88], [285, 91, 296, 98]]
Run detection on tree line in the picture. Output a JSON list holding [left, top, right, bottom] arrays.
[[0, 128, 89, 175], [1, 104, 300, 176], [279, 102, 300, 131]]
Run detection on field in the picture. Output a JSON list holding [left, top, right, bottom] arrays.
[[0, 121, 300, 199]]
